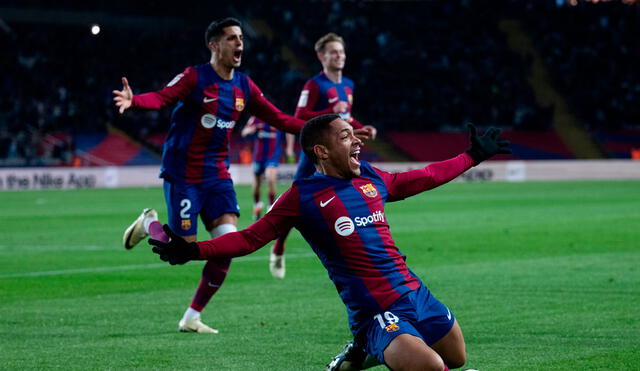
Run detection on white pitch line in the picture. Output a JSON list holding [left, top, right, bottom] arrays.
[[0, 252, 316, 279]]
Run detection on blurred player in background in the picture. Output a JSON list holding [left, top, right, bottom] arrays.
[[149, 114, 511, 370], [241, 115, 288, 278], [112, 17, 306, 334], [272, 32, 377, 278], [240, 115, 284, 221]]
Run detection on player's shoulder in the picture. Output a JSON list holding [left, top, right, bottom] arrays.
[[342, 76, 355, 86], [359, 161, 385, 181], [234, 70, 249, 79], [190, 63, 210, 74], [311, 71, 328, 83], [359, 160, 375, 174]]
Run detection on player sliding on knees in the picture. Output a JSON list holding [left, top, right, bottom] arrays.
[[149, 114, 510, 369]]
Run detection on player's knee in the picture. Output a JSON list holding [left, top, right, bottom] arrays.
[[386, 349, 446, 371]]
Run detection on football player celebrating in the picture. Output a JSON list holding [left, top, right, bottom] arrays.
[[113, 18, 310, 334], [149, 114, 510, 369]]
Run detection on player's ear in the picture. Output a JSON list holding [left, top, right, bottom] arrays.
[[313, 144, 329, 161], [208, 40, 218, 53]]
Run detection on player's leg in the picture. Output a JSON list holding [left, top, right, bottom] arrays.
[[430, 320, 466, 369], [122, 180, 184, 249], [265, 164, 278, 209], [122, 208, 161, 249], [179, 212, 237, 334], [264, 164, 285, 279], [180, 182, 240, 334], [412, 285, 466, 369], [384, 334, 447, 371], [362, 300, 446, 371], [252, 161, 265, 221], [160, 182, 214, 333]]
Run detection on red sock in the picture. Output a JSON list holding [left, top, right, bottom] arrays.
[[148, 221, 169, 242], [190, 258, 231, 311]]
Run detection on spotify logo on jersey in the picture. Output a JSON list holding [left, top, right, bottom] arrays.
[[334, 216, 355, 236]]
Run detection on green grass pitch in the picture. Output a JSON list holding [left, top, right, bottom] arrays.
[[1, 180, 639, 370]]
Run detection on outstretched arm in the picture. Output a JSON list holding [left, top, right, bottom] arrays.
[[112, 67, 197, 113], [377, 124, 511, 201], [150, 187, 300, 264], [112, 77, 133, 114]]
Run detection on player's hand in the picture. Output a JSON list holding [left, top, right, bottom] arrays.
[[332, 101, 349, 114], [149, 224, 200, 265], [241, 125, 256, 137], [353, 127, 372, 141], [363, 125, 377, 140], [465, 123, 511, 165], [112, 77, 133, 114]]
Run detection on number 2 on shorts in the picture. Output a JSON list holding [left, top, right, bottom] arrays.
[[180, 199, 191, 218]]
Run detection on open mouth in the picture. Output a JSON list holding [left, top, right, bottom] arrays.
[[233, 50, 242, 63], [350, 148, 361, 166]]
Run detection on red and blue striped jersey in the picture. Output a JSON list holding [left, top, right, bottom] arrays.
[[197, 154, 475, 332], [245, 116, 284, 163], [295, 71, 363, 128], [131, 64, 303, 183]]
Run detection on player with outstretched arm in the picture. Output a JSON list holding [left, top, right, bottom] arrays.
[[113, 18, 315, 334], [149, 114, 510, 369]]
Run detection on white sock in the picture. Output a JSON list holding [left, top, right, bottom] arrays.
[[143, 215, 158, 234], [182, 307, 201, 321], [210, 223, 237, 238]]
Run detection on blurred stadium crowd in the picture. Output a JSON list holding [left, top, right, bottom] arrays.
[[1, 0, 639, 166]]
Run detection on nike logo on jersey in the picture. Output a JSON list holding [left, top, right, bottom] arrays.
[[328, 97, 339, 104], [203, 97, 218, 103], [320, 196, 336, 207], [446, 308, 452, 321]]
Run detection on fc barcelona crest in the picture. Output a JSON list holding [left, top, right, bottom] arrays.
[[235, 97, 245, 111], [385, 323, 400, 333], [181, 219, 191, 231], [359, 183, 378, 198]]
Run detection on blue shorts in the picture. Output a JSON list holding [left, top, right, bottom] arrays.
[[361, 285, 455, 364], [253, 159, 279, 176], [163, 179, 240, 236], [294, 151, 316, 181]]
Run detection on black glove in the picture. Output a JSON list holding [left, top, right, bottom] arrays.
[[149, 224, 200, 265], [465, 123, 512, 165]]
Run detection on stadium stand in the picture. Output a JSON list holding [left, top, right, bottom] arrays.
[[386, 130, 574, 162], [1, 0, 638, 166]]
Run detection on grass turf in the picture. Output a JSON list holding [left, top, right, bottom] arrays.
[[0, 180, 638, 370]]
